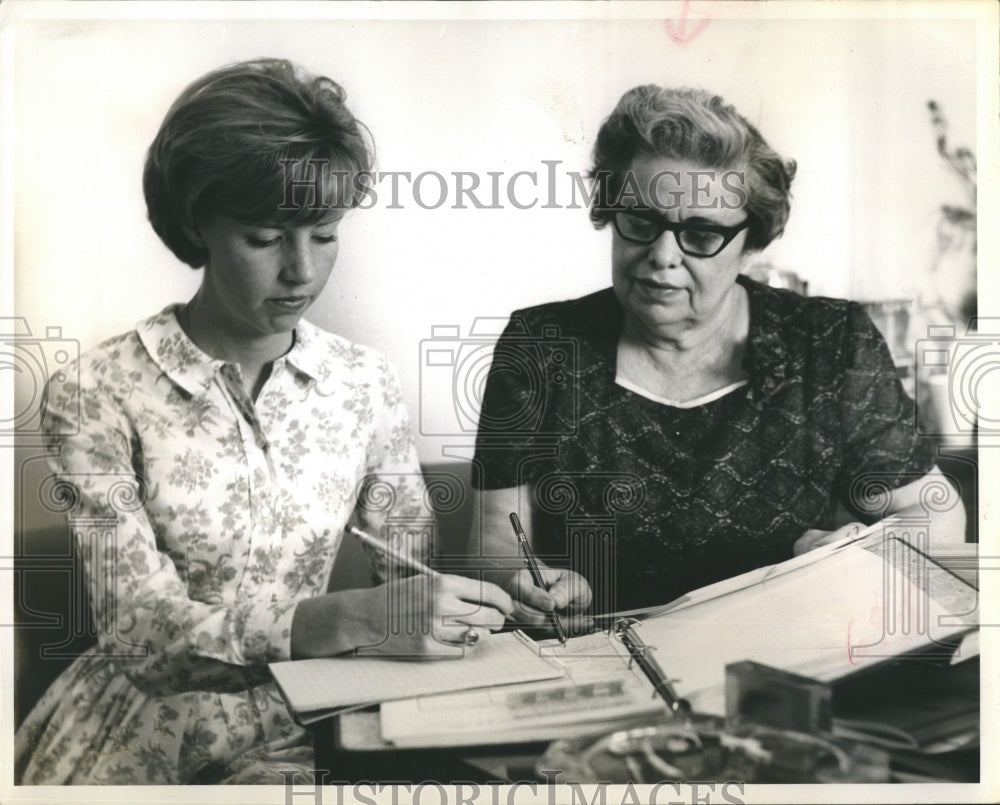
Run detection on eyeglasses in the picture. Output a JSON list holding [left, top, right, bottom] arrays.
[[611, 210, 750, 258]]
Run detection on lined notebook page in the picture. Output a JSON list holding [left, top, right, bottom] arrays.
[[269, 631, 564, 713]]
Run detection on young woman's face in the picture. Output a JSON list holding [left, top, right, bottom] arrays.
[[191, 211, 344, 338]]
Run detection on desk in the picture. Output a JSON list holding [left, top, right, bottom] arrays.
[[309, 545, 981, 785], [310, 659, 979, 784], [313, 719, 549, 784]]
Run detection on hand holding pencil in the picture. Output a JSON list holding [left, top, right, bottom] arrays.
[[291, 525, 514, 659], [347, 525, 515, 651]]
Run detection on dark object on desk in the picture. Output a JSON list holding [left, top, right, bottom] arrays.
[[725, 661, 832, 734], [832, 655, 979, 768]]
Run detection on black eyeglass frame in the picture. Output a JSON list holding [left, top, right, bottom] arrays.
[[611, 210, 751, 258]]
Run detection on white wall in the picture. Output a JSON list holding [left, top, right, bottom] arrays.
[[7, 10, 981, 463]]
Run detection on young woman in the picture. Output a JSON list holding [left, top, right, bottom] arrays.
[[16, 58, 511, 785]]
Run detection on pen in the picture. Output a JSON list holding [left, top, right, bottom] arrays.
[[348, 525, 435, 577], [508, 512, 568, 645], [614, 617, 690, 718]]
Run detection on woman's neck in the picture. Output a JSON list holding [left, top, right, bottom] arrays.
[[178, 293, 293, 398], [617, 284, 750, 402], [632, 283, 747, 352]]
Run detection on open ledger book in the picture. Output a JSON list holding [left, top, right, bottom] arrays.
[[373, 527, 979, 748]]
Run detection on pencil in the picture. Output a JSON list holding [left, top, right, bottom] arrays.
[[508, 512, 568, 645], [348, 525, 435, 577]]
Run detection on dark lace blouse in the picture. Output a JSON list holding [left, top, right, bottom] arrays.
[[473, 275, 934, 612]]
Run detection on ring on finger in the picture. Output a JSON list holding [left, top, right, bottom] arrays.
[[461, 627, 480, 646]]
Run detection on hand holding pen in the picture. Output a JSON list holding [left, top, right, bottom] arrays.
[[508, 513, 593, 643]]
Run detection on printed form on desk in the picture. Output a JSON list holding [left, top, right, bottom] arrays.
[[380, 632, 667, 747]]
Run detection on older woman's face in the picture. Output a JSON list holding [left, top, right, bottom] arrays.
[[611, 155, 750, 338]]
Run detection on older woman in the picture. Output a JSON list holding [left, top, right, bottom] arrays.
[[15, 58, 511, 785], [470, 85, 964, 624]]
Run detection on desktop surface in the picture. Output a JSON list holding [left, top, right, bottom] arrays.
[[309, 544, 982, 785]]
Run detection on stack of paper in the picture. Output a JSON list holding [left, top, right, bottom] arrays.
[[270, 631, 564, 724]]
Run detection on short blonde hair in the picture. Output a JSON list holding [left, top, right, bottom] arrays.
[[143, 58, 374, 268]]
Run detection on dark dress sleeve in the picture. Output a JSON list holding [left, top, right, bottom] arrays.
[[472, 311, 571, 491], [834, 303, 936, 515]]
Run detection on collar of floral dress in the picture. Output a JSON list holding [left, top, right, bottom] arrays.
[[282, 316, 335, 386], [137, 305, 331, 398]]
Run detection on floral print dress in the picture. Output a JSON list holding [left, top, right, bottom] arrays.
[[15, 306, 432, 784]]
